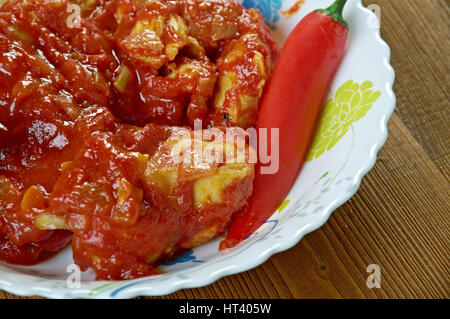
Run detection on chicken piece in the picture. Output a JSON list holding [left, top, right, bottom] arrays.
[[178, 0, 244, 53], [165, 56, 217, 124], [120, 15, 166, 69], [211, 33, 271, 128], [0, 176, 72, 265], [151, 127, 255, 251], [40, 125, 254, 279], [119, 3, 190, 69], [113, 55, 217, 126], [144, 126, 254, 212], [0, 176, 38, 247], [114, 2, 214, 125], [165, 14, 190, 60]]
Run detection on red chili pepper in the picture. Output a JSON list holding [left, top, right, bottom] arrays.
[[220, 0, 349, 249]]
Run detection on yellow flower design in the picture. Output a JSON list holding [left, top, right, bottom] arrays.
[[306, 80, 381, 162]]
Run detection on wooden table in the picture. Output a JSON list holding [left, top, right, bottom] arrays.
[[1, 0, 448, 299]]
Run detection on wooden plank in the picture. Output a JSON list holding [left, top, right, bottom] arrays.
[[363, 0, 449, 177]]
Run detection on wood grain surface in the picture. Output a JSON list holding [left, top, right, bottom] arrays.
[[1, 0, 448, 299]]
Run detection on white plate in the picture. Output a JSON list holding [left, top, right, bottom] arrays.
[[0, 0, 395, 298]]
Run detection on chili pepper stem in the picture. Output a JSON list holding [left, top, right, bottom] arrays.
[[316, 0, 348, 28]]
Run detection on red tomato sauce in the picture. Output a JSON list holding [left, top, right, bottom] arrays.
[[0, 0, 276, 279]]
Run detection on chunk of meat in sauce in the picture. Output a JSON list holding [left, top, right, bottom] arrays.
[[40, 126, 254, 280], [211, 33, 271, 128]]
